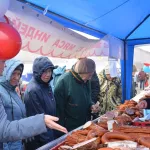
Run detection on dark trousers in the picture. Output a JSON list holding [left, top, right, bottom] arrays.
[[24, 139, 48, 150], [140, 80, 145, 90]]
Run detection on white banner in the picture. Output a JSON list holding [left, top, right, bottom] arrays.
[[5, 0, 110, 59]]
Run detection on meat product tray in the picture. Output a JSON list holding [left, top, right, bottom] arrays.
[[36, 117, 100, 150]]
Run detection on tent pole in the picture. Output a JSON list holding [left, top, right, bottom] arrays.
[[123, 40, 126, 102], [123, 15, 150, 101], [122, 41, 134, 101]]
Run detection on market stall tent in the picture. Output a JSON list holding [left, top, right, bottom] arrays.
[[17, 0, 150, 100]]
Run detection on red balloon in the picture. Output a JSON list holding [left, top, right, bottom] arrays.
[[0, 22, 22, 60]]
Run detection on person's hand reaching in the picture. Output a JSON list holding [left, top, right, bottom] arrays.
[[91, 102, 100, 113], [44, 115, 68, 134]]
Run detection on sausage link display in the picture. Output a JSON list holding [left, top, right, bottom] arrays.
[[101, 132, 134, 144], [138, 137, 150, 148]]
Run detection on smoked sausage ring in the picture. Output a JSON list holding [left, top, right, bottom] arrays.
[[101, 132, 133, 144], [86, 129, 108, 140], [138, 137, 150, 148]]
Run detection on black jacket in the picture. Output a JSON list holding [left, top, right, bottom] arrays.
[[91, 72, 100, 103], [24, 57, 56, 146]]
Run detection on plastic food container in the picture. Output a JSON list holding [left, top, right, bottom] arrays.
[[107, 120, 115, 131]]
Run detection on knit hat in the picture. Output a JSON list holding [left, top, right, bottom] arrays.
[[74, 58, 96, 74], [105, 68, 110, 75], [14, 64, 23, 73], [104, 64, 118, 78], [104, 65, 110, 74]]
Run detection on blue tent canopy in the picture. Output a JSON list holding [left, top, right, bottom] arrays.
[[18, 0, 150, 100]]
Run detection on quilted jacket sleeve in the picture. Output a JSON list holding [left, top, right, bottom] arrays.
[[0, 98, 47, 142]]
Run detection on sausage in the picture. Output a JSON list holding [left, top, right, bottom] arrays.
[[86, 122, 106, 131], [65, 132, 87, 146], [125, 108, 135, 115], [114, 115, 132, 125], [75, 130, 89, 136], [138, 137, 150, 148], [97, 122, 108, 130], [98, 148, 113, 150], [86, 130, 98, 139], [101, 132, 134, 144], [83, 121, 107, 131], [86, 129, 108, 140], [118, 105, 126, 110], [128, 133, 150, 141], [135, 111, 141, 116], [129, 100, 137, 104]]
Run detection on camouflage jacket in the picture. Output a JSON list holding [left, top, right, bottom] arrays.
[[98, 71, 122, 115]]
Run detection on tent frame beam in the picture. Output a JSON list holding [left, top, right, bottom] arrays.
[[127, 37, 150, 41], [125, 14, 150, 40]]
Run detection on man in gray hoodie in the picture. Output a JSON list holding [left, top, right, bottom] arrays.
[[0, 60, 67, 149]]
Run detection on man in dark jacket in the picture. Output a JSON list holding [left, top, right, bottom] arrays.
[[91, 71, 100, 104], [54, 58, 100, 137], [24, 57, 56, 150], [90, 71, 100, 119]]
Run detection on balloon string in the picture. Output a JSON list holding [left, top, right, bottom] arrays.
[[4, 15, 9, 24]]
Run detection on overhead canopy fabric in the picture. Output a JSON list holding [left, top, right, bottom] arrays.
[[19, 0, 150, 40], [17, 0, 150, 100], [7, 0, 124, 60]]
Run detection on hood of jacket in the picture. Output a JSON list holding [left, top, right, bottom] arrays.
[[0, 59, 24, 90], [53, 66, 66, 76], [33, 56, 55, 84]]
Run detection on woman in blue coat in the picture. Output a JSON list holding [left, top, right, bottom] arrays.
[[24, 56, 56, 150], [0, 59, 26, 150]]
